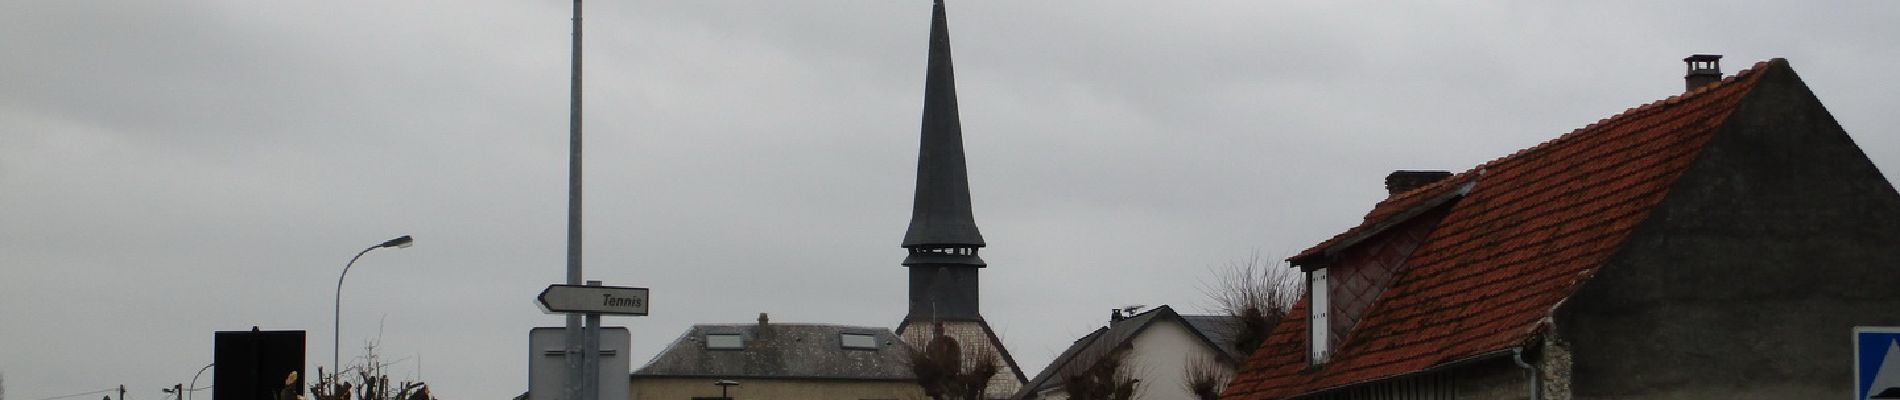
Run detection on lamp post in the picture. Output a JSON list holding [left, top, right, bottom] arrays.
[[334, 235, 414, 377], [187, 363, 213, 400], [713, 380, 738, 400]]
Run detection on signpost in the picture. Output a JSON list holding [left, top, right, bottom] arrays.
[[1858, 327, 1900, 400], [538, 282, 648, 400], [554, 1, 601, 400], [539, 284, 650, 316]]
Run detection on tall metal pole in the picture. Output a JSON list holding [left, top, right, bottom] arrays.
[[330, 235, 411, 383], [335, 246, 376, 376], [582, 281, 602, 400], [563, 2, 587, 400]]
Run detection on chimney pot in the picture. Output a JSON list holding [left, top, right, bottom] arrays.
[[1683, 54, 1723, 91], [1385, 170, 1452, 196]]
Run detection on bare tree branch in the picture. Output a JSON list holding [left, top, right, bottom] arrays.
[[311, 343, 433, 400], [1061, 343, 1139, 400], [1199, 252, 1301, 358], [1182, 353, 1231, 400], [907, 324, 999, 400]]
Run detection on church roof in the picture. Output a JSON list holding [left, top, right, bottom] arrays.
[[1225, 59, 1782, 399], [902, 0, 986, 249], [634, 323, 914, 381]]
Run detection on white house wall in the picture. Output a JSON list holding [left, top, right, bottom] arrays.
[[1127, 318, 1231, 399]]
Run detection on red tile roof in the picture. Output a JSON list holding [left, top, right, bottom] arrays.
[[1224, 60, 1781, 399]]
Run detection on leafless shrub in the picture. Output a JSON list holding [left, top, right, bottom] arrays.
[[1061, 342, 1139, 400], [311, 344, 433, 400], [907, 326, 999, 400], [1182, 353, 1231, 400], [1200, 252, 1301, 357]]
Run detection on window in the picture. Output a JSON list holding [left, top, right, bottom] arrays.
[[706, 333, 743, 350], [841, 333, 879, 350], [1308, 268, 1330, 364]]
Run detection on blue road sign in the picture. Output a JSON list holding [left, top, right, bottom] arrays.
[[1858, 327, 1900, 400]]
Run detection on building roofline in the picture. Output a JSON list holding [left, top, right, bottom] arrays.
[[628, 373, 918, 382], [1228, 58, 1785, 399], [1016, 306, 1243, 398]]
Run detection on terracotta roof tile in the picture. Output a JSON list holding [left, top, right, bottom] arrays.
[[1224, 60, 1779, 399]]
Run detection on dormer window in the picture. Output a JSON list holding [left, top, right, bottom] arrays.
[[1308, 268, 1330, 364], [841, 333, 879, 350], [706, 333, 744, 350]]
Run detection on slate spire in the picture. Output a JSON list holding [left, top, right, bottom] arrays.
[[902, 0, 986, 263], [894, 5, 1027, 394]]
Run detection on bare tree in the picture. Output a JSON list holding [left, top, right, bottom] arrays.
[[2, 371, 7, 400], [908, 324, 999, 400], [1181, 353, 1231, 400], [311, 343, 433, 400], [1061, 343, 1139, 400], [1200, 252, 1301, 358]]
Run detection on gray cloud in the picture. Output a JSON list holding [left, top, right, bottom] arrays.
[[5, 2, 1898, 400]]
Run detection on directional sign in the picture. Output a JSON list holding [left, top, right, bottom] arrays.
[[538, 284, 650, 316], [1858, 327, 1900, 400]]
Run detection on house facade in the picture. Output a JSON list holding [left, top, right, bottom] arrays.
[[1015, 306, 1243, 400], [1223, 57, 1900, 399]]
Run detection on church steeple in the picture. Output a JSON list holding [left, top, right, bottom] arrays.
[[902, 0, 986, 267], [893, 4, 1029, 396]]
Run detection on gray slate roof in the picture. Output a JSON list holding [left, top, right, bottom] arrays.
[[634, 323, 915, 381], [1181, 314, 1245, 361], [902, 0, 986, 250]]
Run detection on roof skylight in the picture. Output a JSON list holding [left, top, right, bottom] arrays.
[[841, 333, 878, 350], [706, 333, 743, 350]]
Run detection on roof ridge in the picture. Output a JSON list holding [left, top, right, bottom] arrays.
[[1472, 59, 1771, 173]]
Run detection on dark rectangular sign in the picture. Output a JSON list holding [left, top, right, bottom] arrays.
[[214, 330, 305, 400]]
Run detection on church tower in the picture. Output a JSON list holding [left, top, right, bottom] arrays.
[[895, 1, 1025, 398]]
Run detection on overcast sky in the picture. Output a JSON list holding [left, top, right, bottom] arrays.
[[4, 1, 1898, 400]]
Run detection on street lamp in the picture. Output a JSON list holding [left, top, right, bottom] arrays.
[[187, 363, 214, 400], [713, 380, 739, 400], [334, 235, 414, 377]]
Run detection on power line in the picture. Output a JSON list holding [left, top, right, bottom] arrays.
[[30, 388, 114, 400]]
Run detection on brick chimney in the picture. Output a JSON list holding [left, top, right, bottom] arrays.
[[1684, 54, 1723, 91], [1385, 170, 1451, 196]]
